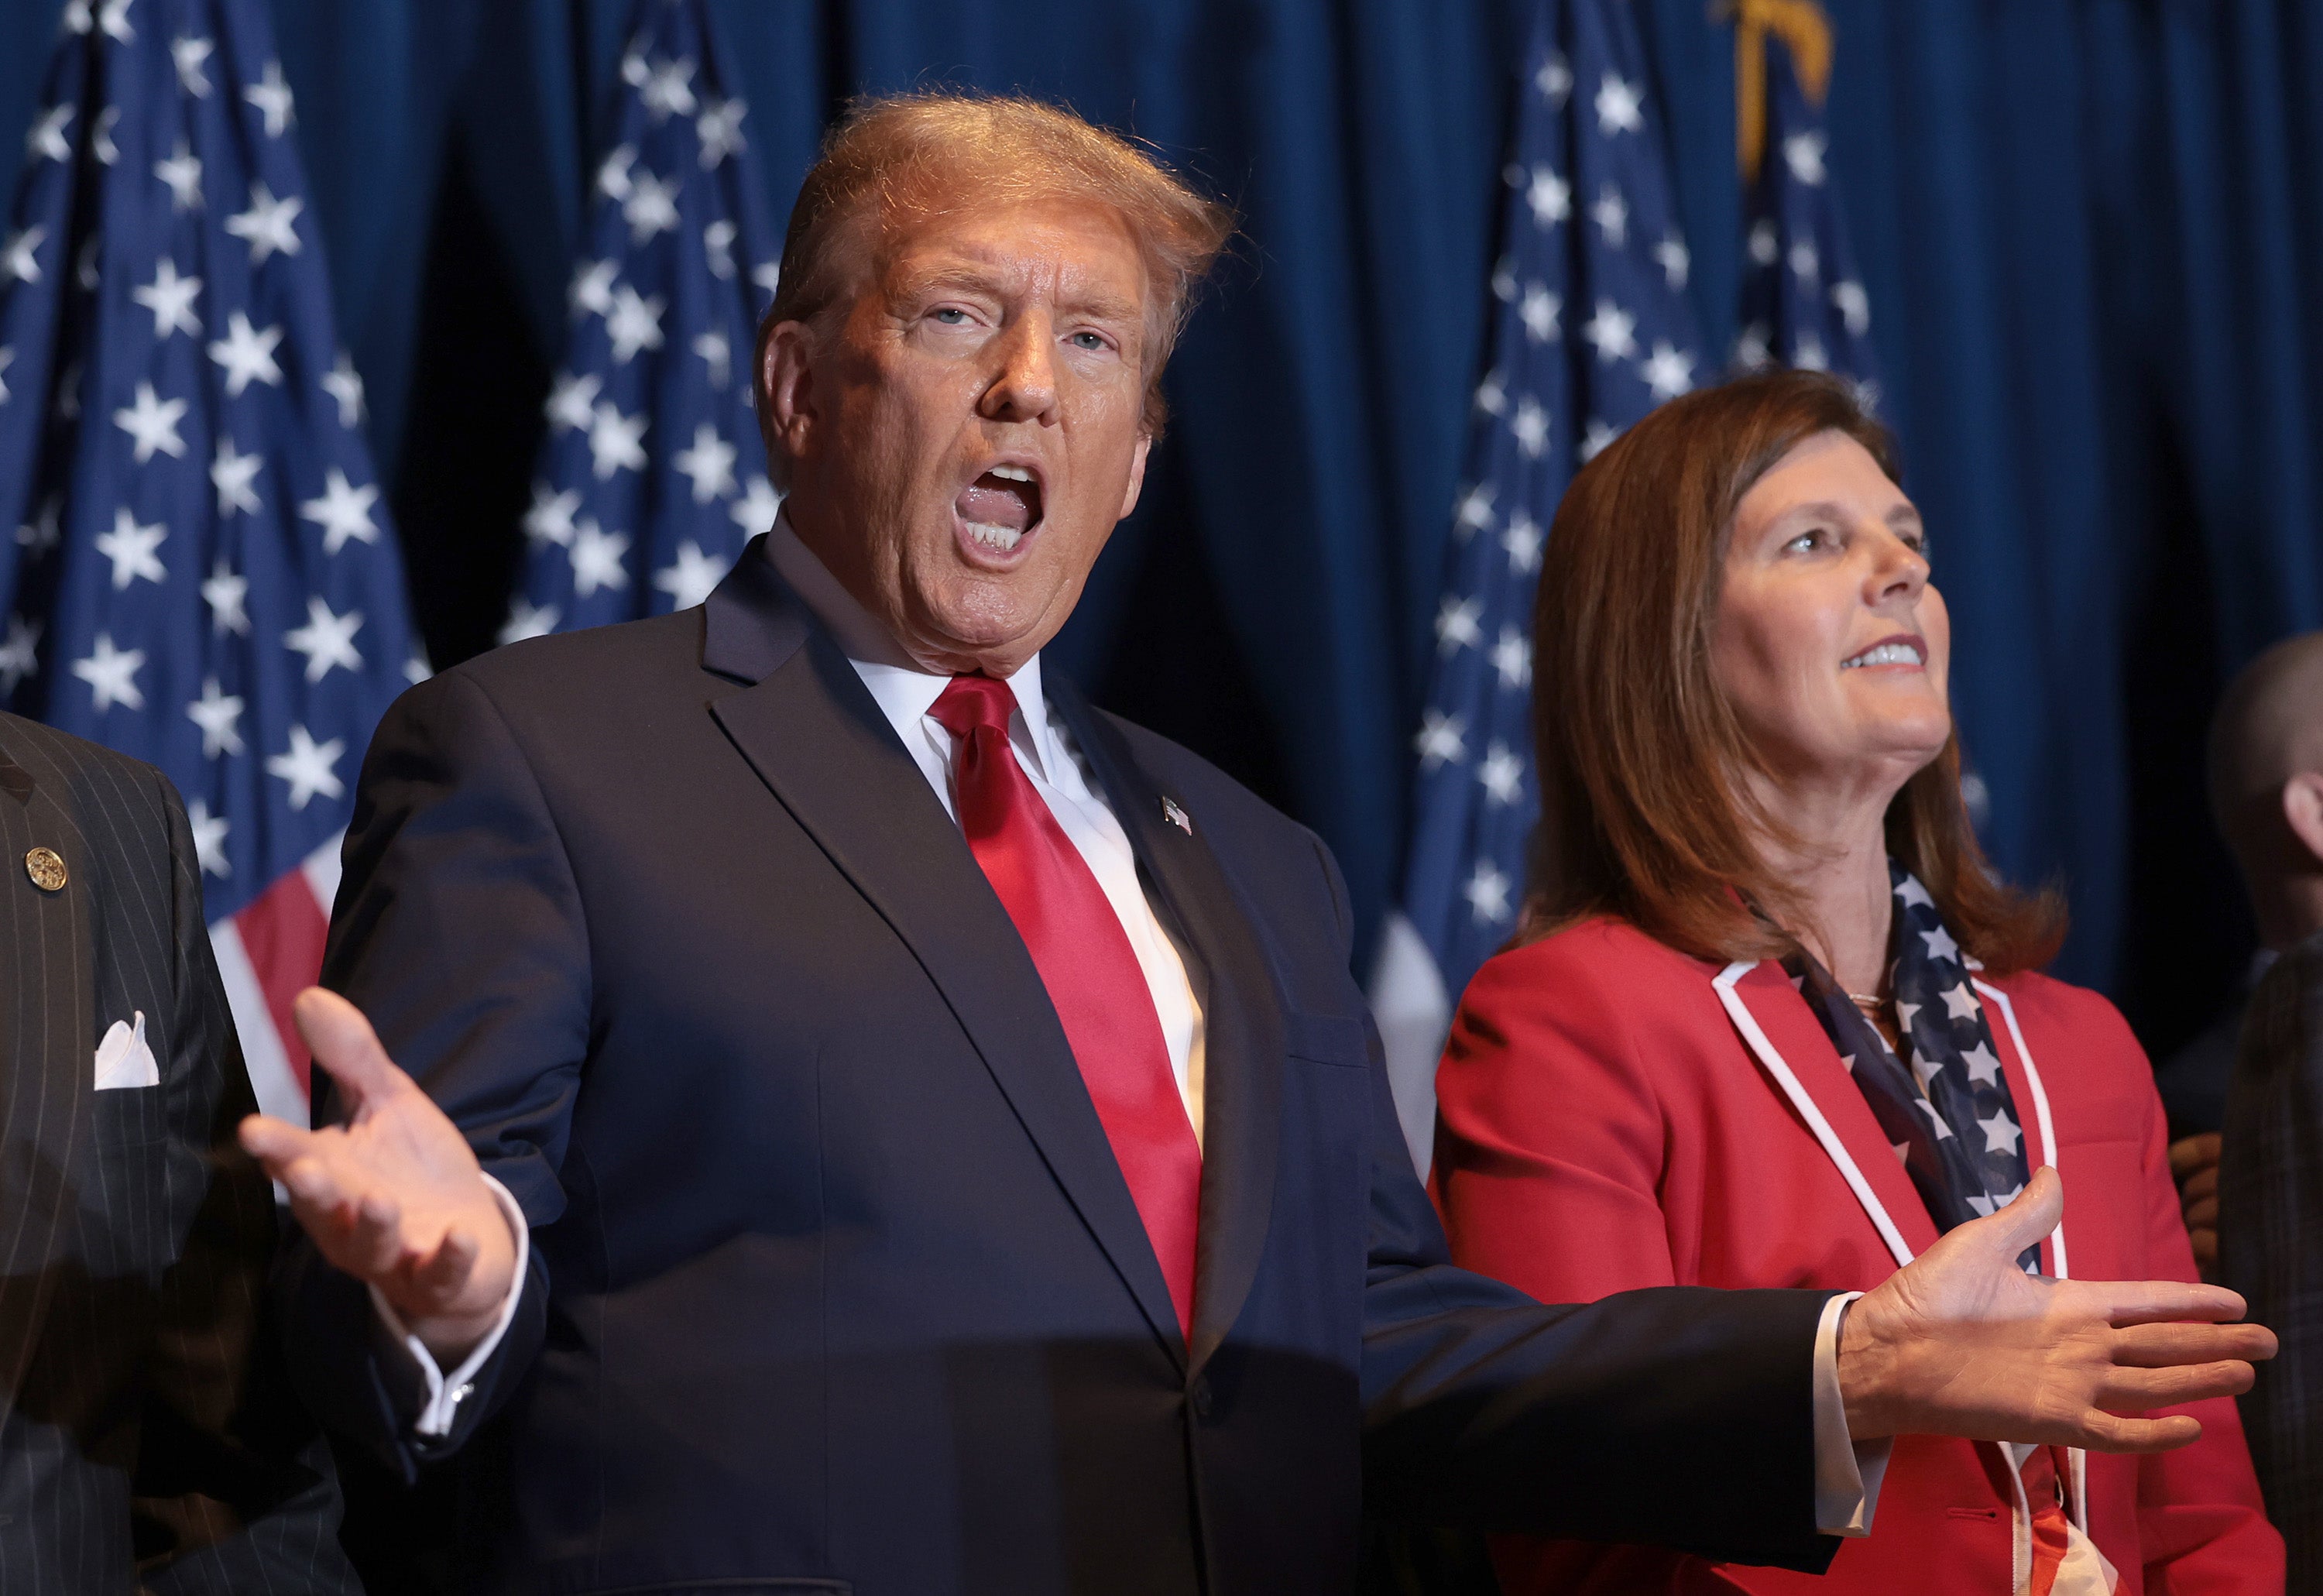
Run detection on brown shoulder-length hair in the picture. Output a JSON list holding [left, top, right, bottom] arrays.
[[1519, 369, 2065, 975]]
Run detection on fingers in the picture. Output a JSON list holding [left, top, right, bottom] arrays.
[[293, 987, 406, 1106], [238, 1112, 318, 1171], [2085, 1278, 2250, 1327], [2168, 1133, 2222, 1182], [2112, 1319, 2277, 1368], [409, 1226, 479, 1300], [2096, 1358, 2258, 1414], [1982, 1165, 2064, 1255], [2074, 1410, 2205, 1454]]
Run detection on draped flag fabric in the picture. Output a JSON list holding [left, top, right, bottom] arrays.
[[1733, 26, 1880, 390], [0, 0, 422, 1125], [503, 0, 783, 645], [1371, 0, 1707, 1172]]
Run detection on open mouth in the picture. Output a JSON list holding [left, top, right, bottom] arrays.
[[1841, 637, 1927, 670], [954, 462, 1045, 557]]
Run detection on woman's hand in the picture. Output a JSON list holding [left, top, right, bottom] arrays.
[[1838, 1166, 2271, 1450], [2169, 1133, 2222, 1281]]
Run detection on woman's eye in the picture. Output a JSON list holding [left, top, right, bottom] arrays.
[[1785, 529, 1827, 554]]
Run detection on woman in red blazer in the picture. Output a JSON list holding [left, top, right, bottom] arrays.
[[1431, 372, 2281, 1595]]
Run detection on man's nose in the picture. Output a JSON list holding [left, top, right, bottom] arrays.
[[980, 314, 1059, 424]]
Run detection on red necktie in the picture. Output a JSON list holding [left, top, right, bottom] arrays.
[[929, 675, 1202, 1340]]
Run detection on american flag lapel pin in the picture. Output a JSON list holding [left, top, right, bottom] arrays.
[[1161, 796, 1192, 836]]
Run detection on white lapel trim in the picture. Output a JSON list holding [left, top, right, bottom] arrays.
[[1974, 978, 2091, 1534], [1714, 961, 1916, 1270]]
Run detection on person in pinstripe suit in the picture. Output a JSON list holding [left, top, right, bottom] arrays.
[[0, 711, 359, 1594], [2217, 633, 2323, 1594]]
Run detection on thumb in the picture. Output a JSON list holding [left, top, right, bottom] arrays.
[[1985, 1164, 2063, 1257], [293, 987, 402, 1105]]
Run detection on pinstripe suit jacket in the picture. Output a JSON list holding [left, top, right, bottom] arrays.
[[0, 713, 358, 1594], [2222, 927, 2323, 1596]]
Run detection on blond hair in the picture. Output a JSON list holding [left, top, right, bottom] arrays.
[[760, 91, 1235, 439]]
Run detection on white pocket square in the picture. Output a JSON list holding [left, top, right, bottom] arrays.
[[94, 1011, 160, 1091]]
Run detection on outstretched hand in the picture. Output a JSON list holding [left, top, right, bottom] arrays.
[[238, 988, 518, 1363], [1840, 1166, 2273, 1451]]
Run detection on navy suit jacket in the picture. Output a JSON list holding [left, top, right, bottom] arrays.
[[282, 538, 1840, 1596]]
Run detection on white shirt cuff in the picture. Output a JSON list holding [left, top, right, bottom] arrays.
[[369, 1172, 530, 1440], [1813, 1291, 1892, 1536]]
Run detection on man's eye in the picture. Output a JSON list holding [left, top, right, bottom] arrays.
[[1069, 331, 1107, 352], [929, 307, 969, 325]]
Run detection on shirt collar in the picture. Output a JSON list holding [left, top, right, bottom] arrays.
[[763, 513, 1058, 782]]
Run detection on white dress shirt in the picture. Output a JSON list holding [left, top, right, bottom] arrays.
[[387, 520, 1886, 1543]]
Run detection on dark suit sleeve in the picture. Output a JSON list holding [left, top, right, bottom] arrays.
[[132, 768, 360, 1594], [1315, 840, 1837, 1571], [278, 670, 585, 1479]]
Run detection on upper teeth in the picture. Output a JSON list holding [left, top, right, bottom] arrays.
[[990, 465, 1033, 482], [966, 523, 1022, 552], [1844, 643, 1920, 669]]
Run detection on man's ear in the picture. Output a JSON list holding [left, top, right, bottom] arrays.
[[1117, 431, 1155, 521], [761, 320, 818, 470], [2284, 771, 2323, 868]]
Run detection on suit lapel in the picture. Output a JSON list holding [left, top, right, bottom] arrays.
[[1053, 689, 1282, 1377], [699, 544, 1189, 1364], [1726, 962, 1942, 1263]]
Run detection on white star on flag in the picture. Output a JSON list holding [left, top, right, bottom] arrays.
[[0, 617, 39, 691], [702, 218, 736, 279], [1793, 331, 1829, 371], [640, 56, 698, 121], [186, 798, 229, 877], [155, 141, 203, 210], [1477, 743, 1523, 805], [1578, 417, 1618, 462], [244, 60, 295, 137], [114, 379, 187, 462], [696, 98, 746, 166], [1640, 341, 1695, 400], [133, 258, 202, 338], [1594, 71, 1643, 135], [172, 35, 214, 97], [1588, 184, 1628, 248], [266, 725, 345, 811], [1455, 482, 1496, 534], [225, 181, 301, 263], [569, 518, 632, 596], [1489, 627, 1532, 692], [1472, 369, 1506, 416], [1896, 876, 1936, 909], [201, 558, 249, 634], [1435, 595, 1483, 654], [569, 259, 618, 318], [1831, 281, 1871, 337], [1522, 165, 1570, 228], [3, 225, 46, 283], [1463, 861, 1512, 925], [546, 370, 601, 432], [211, 438, 262, 516], [1920, 925, 1961, 963], [185, 676, 245, 757], [300, 467, 380, 554], [1788, 239, 1820, 287], [691, 331, 730, 388], [604, 285, 666, 362], [1415, 709, 1467, 771], [730, 475, 781, 534], [622, 172, 679, 243], [653, 541, 727, 609], [1965, 1193, 1995, 1217], [524, 484, 580, 547], [1978, 1110, 2022, 1155], [94, 0, 135, 43], [284, 595, 364, 682], [208, 310, 284, 396], [498, 599, 558, 646], [1783, 130, 1827, 186], [27, 105, 73, 163], [1518, 283, 1560, 345], [1509, 396, 1549, 458], [94, 506, 167, 587], [1652, 233, 1689, 290], [1532, 51, 1572, 107], [1940, 982, 1980, 1021], [1580, 300, 1637, 362], [596, 143, 635, 201], [1896, 1000, 1921, 1031], [673, 424, 737, 502], [588, 402, 647, 479], [71, 633, 145, 712], [323, 353, 365, 426], [0, 345, 12, 403], [1499, 512, 1542, 576]]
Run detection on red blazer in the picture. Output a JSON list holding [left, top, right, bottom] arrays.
[[1431, 917, 2282, 1596]]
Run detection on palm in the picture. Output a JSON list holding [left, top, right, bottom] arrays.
[[1843, 1167, 2274, 1451], [238, 990, 516, 1350]]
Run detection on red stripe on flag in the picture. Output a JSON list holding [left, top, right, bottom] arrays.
[[233, 869, 331, 1095]]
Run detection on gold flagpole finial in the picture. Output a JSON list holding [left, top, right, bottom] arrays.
[[1724, 0, 1834, 181]]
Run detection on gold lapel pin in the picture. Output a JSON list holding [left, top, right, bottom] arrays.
[[24, 846, 66, 893]]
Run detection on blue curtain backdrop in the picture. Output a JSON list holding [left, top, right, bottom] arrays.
[[5, 0, 2321, 1056]]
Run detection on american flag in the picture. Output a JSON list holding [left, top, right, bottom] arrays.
[[1733, 26, 1879, 387], [0, 0, 422, 1127], [503, 0, 782, 644], [1371, 0, 1706, 1171]]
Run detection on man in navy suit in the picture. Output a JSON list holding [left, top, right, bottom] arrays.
[[240, 94, 2269, 1596]]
